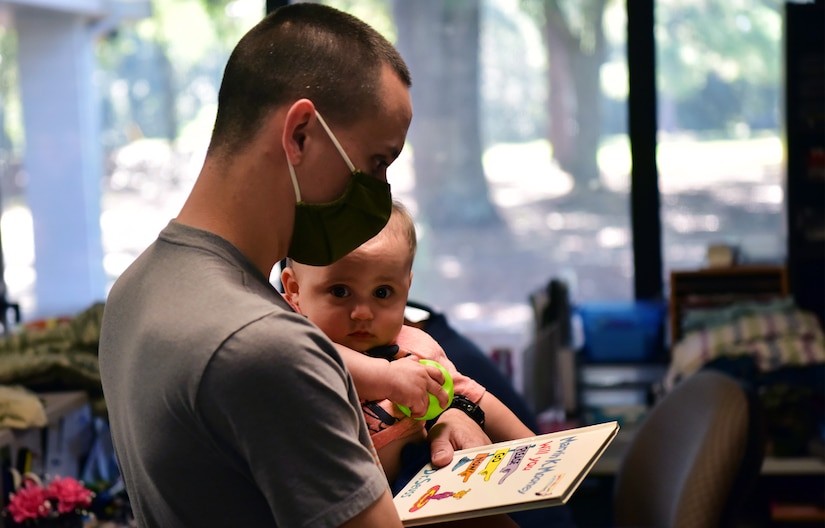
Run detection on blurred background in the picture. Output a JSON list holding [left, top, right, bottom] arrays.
[[0, 0, 787, 359]]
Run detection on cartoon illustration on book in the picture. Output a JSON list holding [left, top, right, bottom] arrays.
[[393, 421, 619, 526], [497, 444, 533, 484], [409, 486, 471, 512], [536, 473, 566, 497], [478, 448, 511, 481], [406, 440, 561, 513]]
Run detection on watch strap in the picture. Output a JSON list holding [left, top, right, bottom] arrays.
[[448, 394, 485, 430]]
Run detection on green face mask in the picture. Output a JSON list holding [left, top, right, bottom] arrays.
[[286, 110, 392, 266]]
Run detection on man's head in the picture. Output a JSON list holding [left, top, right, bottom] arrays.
[[282, 201, 417, 352], [208, 3, 411, 159], [186, 3, 413, 275]]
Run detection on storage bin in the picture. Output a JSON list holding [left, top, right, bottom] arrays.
[[577, 301, 666, 362]]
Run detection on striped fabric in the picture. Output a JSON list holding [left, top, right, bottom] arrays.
[[664, 305, 825, 391]]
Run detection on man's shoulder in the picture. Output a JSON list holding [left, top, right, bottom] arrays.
[[215, 309, 339, 366]]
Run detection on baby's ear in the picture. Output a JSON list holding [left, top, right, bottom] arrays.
[[280, 267, 300, 304]]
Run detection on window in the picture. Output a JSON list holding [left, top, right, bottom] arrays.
[[325, 0, 633, 355], [0, 0, 786, 360], [655, 0, 785, 285], [0, 0, 265, 319]]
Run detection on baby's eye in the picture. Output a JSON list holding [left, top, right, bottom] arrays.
[[330, 285, 351, 298], [374, 286, 393, 300]]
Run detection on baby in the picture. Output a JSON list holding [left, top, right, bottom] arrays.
[[281, 201, 533, 488]]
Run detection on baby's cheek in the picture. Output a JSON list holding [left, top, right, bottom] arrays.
[[378, 320, 404, 347], [312, 315, 345, 341]]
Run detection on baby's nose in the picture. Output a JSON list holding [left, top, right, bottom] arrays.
[[351, 302, 373, 320]]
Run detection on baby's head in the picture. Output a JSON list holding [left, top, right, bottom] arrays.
[[282, 201, 417, 352]]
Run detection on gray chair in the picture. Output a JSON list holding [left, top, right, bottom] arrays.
[[613, 369, 765, 528]]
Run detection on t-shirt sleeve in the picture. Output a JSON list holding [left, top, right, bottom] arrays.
[[395, 325, 486, 403], [198, 312, 389, 528]]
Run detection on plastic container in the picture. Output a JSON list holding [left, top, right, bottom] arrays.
[[576, 301, 666, 362]]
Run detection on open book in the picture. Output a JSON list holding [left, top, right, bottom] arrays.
[[393, 421, 619, 526]]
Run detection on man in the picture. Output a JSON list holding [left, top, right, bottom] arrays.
[[99, 4, 489, 527]]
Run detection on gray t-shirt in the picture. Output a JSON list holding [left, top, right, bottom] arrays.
[[99, 221, 388, 528]]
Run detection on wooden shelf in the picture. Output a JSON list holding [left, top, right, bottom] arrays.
[[762, 456, 825, 476], [668, 265, 788, 344]]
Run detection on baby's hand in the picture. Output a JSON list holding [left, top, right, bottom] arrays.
[[388, 358, 450, 419]]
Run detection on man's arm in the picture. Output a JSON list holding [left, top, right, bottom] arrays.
[[427, 391, 535, 467], [426, 408, 491, 467], [340, 490, 403, 528]]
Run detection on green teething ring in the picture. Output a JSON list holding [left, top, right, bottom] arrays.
[[397, 359, 455, 421]]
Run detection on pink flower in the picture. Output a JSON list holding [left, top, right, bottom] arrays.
[[7, 481, 52, 523], [44, 477, 93, 514]]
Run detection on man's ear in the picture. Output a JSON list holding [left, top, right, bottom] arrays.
[[281, 99, 316, 166], [280, 266, 301, 306]]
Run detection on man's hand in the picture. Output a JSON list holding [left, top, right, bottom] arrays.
[[387, 357, 450, 418], [427, 408, 491, 468]]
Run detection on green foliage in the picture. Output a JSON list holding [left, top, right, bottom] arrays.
[[147, 0, 261, 68], [520, 0, 781, 102], [323, 0, 396, 41], [518, 0, 781, 134], [481, 1, 548, 143], [656, 0, 782, 100], [520, 0, 613, 54], [96, 0, 265, 149], [0, 26, 23, 156]]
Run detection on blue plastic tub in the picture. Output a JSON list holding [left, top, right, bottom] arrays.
[[576, 301, 666, 362]]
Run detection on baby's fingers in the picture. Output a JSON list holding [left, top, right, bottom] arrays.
[[397, 390, 432, 418], [421, 360, 452, 410], [426, 375, 450, 409]]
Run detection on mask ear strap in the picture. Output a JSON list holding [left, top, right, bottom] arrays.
[[287, 159, 302, 202], [314, 110, 357, 172]]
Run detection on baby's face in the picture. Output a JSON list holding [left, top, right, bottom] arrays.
[[289, 229, 413, 353]]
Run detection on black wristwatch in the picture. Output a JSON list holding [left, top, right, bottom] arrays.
[[447, 394, 485, 430]]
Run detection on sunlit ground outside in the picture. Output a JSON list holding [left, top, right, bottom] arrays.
[[0, 133, 786, 367], [408, 133, 784, 357]]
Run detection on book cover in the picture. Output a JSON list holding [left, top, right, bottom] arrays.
[[393, 421, 619, 526]]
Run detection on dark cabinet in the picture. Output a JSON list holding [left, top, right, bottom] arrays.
[[786, 0, 825, 327]]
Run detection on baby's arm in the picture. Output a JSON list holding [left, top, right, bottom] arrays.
[[334, 344, 449, 418], [394, 326, 535, 467], [475, 391, 535, 442]]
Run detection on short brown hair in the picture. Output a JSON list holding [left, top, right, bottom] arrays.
[[208, 3, 411, 157]]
